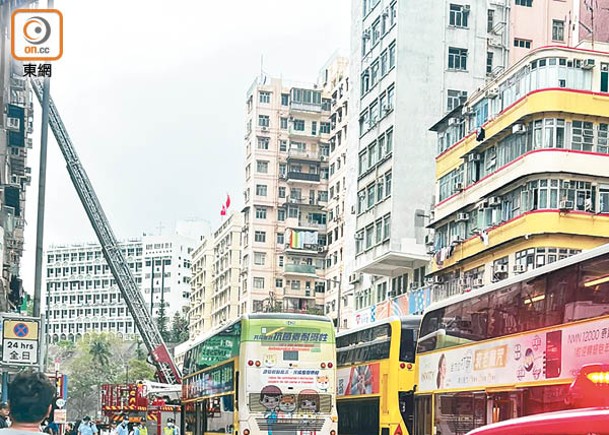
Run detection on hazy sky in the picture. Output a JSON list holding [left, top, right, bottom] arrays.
[[22, 0, 351, 290]]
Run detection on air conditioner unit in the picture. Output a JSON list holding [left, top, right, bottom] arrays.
[[488, 196, 502, 207], [24, 167, 32, 174], [318, 246, 326, 253], [382, 6, 390, 17], [432, 275, 443, 284], [453, 182, 464, 192], [383, 104, 393, 113], [355, 233, 364, 240], [462, 5, 471, 12], [473, 278, 484, 287], [559, 200, 574, 210], [468, 153, 481, 162], [6, 117, 20, 131], [320, 155, 327, 162], [26, 138, 33, 149], [456, 212, 469, 222], [581, 59, 595, 70], [448, 118, 459, 126], [488, 38, 503, 48], [462, 106, 474, 116], [512, 124, 526, 134], [513, 264, 526, 273], [351, 205, 357, 214], [494, 264, 508, 274], [289, 198, 297, 204], [362, 29, 371, 39], [261, 126, 268, 131], [425, 233, 434, 246], [349, 273, 360, 284], [486, 88, 499, 98]]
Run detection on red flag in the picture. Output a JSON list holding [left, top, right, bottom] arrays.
[[220, 205, 226, 216], [225, 194, 231, 209]]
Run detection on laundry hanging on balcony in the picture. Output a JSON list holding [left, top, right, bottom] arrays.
[[287, 229, 319, 249]]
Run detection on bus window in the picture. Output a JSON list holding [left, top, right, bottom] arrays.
[[399, 392, 415, 435], [399, 327, 417, 362], [414, 396, 432, 435], [337, 397, 379, 435]]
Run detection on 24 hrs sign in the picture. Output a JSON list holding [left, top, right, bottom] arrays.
[[1, 316, 41, 367]]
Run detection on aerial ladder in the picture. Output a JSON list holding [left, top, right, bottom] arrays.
[[30, 79, 181, 384]]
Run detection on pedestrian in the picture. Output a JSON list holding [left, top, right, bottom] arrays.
[[0, 370, 55, 435], [66, 423, 76, 435], [132, 419, 146, 435], [78, 417, 98, 435], [116, 416, 129, 435], [162, 419, 178, 435], [43, 420, 58, 435], [0, 402, 10, 428]]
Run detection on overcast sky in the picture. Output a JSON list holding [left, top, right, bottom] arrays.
[[22, 0, 351, 291]]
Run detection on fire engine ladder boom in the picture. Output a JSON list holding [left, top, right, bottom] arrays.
[[31, 79, 181, 384]]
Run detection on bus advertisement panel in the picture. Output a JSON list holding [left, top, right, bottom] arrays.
[[241, 317, 337, 435]]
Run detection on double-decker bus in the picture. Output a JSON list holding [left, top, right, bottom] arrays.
[[336, 316, 421, 435], [181, 313, 338, 435], [414, 243, 609, 435]]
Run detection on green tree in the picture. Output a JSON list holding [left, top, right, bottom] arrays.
[[157, 303, 170, 342], [87, 333, 112, 367], [125, 358, 155, 383], [171, 311, 189, 343]]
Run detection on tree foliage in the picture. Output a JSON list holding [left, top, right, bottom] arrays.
[[157, 303, 170, 342], [59, 333, 155, 420], [171, 311, 189, 343]]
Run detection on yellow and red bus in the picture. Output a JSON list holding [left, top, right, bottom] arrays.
[[336, 316, 421, 435], [414, 243, 609, 435], [181, 313, 337, 435]]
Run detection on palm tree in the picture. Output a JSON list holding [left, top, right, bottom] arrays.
[[88, 335, 111, 367]]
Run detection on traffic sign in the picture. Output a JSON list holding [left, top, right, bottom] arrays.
[[56, 399, 66, 408], [54, 409, 67, 423], [1, 315, 41, 367]]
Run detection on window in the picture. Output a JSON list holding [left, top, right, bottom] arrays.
[[258, 115, 269, 127], [253, 277, 265, 289], [487, 9, 494, 32], [254, 231, 266, 243], [256, 160, 269, 173], [515, 0, 532, 6], [254, 252, 266, 266], [275, 278, 283, 288], [389, 42, 396, 69], [257, 137, 269, 150], [277, 209, 286, 221], [255, 207, 267, 219], [447, 90, 466, 112], [572, 120, 594, 152], [255, 184, 267, 196], [552, 20, 565, 42], [293, 119, 305, 131], [259, 91, 271, 104], [277, 233, 284, 245], [486, 52, 494, 74], [312, 121, 318, 135], [278, 186, 286, 198], [280, 117, 288, 129], [449, 4, 469, 28], [280, 140, 287, 152], [448, 47, 468, 70], [320, 122, 331, 134], [281, 93, 289, 106], [514, 38, 532, 49]]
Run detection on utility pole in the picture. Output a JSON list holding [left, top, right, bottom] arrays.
[[33, 0, 54, 318]]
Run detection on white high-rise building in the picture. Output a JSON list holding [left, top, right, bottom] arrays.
[[349, 0, 491, 325], [45, 240, 143, 342]]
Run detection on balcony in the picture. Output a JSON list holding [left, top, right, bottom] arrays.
[[286, 172, 320, 183], [282, 196, 326, 208], [290, 102, 322, 113], [287, 149, 322, 162], [284, 264, 317, 277], [285, 216, 326, 232], [355, 238, 430, 276]]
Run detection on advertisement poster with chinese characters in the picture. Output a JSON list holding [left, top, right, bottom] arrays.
[[418, 317, 609, 393], [337, 363, 380, 396]]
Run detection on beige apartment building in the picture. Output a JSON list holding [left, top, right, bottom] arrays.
[[188, 212, 242, 338], [241, 57, 349, 316]]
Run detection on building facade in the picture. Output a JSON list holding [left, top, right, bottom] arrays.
[[46, 229, 198, 342], [45, 240, 143, 342], [428, 44, 609, 299], [188, 236, 212, 340], [0, 1, 33, 313], [319, 57, 352, 329], [349, 0, 491, 326], [240, 59, 348, 317]]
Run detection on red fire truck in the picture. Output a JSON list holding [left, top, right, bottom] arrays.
[[101, 383, 180, 435]]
